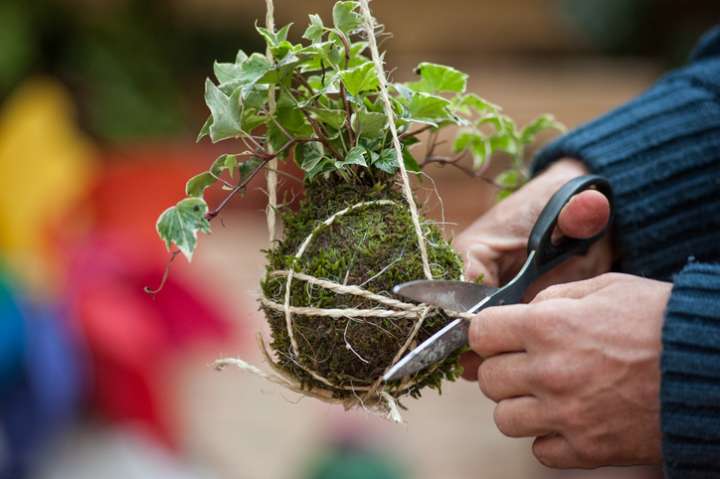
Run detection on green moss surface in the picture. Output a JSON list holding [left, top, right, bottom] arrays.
[[261, 174, 465, 400]]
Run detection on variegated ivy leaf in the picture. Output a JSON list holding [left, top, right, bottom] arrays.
[[337, 146, 367, 168], [373, 149, 399, 174], [303, 14, 325, 43], [409, 63, 468, 94], [204, 79, 243, 142], [339, 62, 379, 97], [521, 114, 565, 144], [404, 91, 453, 126], [332, 1, 362, 34], [156, 198, 211, 261], [351, 110, 386, 139]]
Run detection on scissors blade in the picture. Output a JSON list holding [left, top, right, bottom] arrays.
[[392, 280, 498, 312], [384, 281, 499, 382], [383, 317, 470, 382]]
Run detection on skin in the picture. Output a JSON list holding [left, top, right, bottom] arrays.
[[453, 159, 672, 468]]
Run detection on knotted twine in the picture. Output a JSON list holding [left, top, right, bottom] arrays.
[[214, 0, 469, 422]]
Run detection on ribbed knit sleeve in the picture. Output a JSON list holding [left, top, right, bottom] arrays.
[[532, 27, 720, 280], [661, 262, 720, 478]]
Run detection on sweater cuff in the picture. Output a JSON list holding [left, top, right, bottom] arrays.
[[661, 262, 720, 478], [532, 57, 720, 280]]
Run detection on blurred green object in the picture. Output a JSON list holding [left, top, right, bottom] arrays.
[[0, 0, 260, 143], [303, 443, 408, 479], [0, 2, 35, 93]]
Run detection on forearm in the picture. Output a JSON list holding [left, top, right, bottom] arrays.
[[661, 262, 720, 478], [532, 29, 720, 280]]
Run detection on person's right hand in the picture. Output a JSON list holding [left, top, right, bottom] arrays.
[[453, 159, 614, 380]]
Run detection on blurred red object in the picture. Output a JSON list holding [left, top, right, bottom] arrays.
[[60, 143, 279, 447], [67, 234, 231, 447]]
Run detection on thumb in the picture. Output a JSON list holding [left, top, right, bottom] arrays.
[[557, 190, 610, 239]]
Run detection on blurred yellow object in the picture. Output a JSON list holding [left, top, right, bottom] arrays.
[[0, 78, 94, 293]]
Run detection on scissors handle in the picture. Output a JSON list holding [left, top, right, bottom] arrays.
[[527, 175, 613, 276]]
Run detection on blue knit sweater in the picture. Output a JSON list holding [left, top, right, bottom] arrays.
[[533, 27, 720, 478]]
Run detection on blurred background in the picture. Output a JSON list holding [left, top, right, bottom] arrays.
[[0, 1, 717, 478]]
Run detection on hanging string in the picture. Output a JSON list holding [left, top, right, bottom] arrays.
[[358, 0, 433, 280], [265, 0, 278, 242]]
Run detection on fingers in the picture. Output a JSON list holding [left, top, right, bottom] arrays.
[[494, 396, 554, 438], [478, 353, 532, 402], [532, 435, 578, 469], [459, 243, 500, 286], [459, 351, 482, 381], [469, 304, 528, 357], [557, 190, 610, 239], [531, 273, 622, 303]]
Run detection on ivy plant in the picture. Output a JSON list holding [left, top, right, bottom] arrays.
[[156, 0, 563, 261]]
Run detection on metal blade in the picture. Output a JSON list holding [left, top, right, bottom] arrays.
[[392, 280, 498, 312], [383, 318, 471, 382]]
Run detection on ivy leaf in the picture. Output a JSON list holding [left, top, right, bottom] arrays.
[[271, 90, 312, 138], [453, 130, 489, 169], [409, 63, 468, 94], [339, 62, 379, 96], [404, 92, 452, 126], [156, 198, 211, 261], [196, 116, 212, 143], [186, 172, 217, 197], [256, 23, 293, 47], [496, 169, 522, 190], [218, 53, 272, 92], [297, 142, 325, 173], [310, 107, 346, 129], [236, 49, 248, 63], [224, 154, 239, 178], [374, 148, 399, 174], [454, 93, 498, 115], [210, 153, 238, 177], [267, 120, 292, 153], [214, 61, 243, 84], [351, 110, 386, 139], [490, 133, 520, 157], [303, 14, 325, 43], [520, 114, 565, 144], [402, 149, 421, 173], [238, 158, 262, 180], [258, 53, 304, 84], [332, 1, 362, 33], [204, 79, 243, 142], [338, 146, 367, 168]]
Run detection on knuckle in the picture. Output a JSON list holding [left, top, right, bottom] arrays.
[[538, 355, 577, 393], [493, 403, 516, 437], [532, 439, 564, 468], [532, 284, 567, 304], [572, 440, 601, 467], [477, 362, 497, 400]]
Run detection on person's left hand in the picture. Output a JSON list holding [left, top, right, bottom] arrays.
[[468, 273, 673, 468]]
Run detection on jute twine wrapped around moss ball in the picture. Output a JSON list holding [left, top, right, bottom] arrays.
[[214, 0, 475, 421]]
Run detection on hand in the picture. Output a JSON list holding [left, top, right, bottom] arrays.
[[455, 158, 613, 380], [469, 273, 672, 468], [453, 159, 613, 292]]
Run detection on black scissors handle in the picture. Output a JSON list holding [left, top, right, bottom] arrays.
[[527, 175, 613, 276]]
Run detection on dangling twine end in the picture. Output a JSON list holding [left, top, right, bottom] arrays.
[[381, 391, 405, 424]]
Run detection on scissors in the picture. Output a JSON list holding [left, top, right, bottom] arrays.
[[383, 175, 614, 382]]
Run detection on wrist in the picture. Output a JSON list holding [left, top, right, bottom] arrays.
[[545, 157, 590, 179]]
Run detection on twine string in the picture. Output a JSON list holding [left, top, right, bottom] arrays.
[[265, 0, 278, 242], [358, 0, 433, 281]]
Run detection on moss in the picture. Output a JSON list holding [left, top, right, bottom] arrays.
[[261, 173, 464, 400]]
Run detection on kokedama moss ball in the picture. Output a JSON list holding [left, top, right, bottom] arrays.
[[261, 176, 465, 400]]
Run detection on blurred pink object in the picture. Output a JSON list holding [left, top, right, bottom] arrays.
[[59, 148, 249, 448]]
